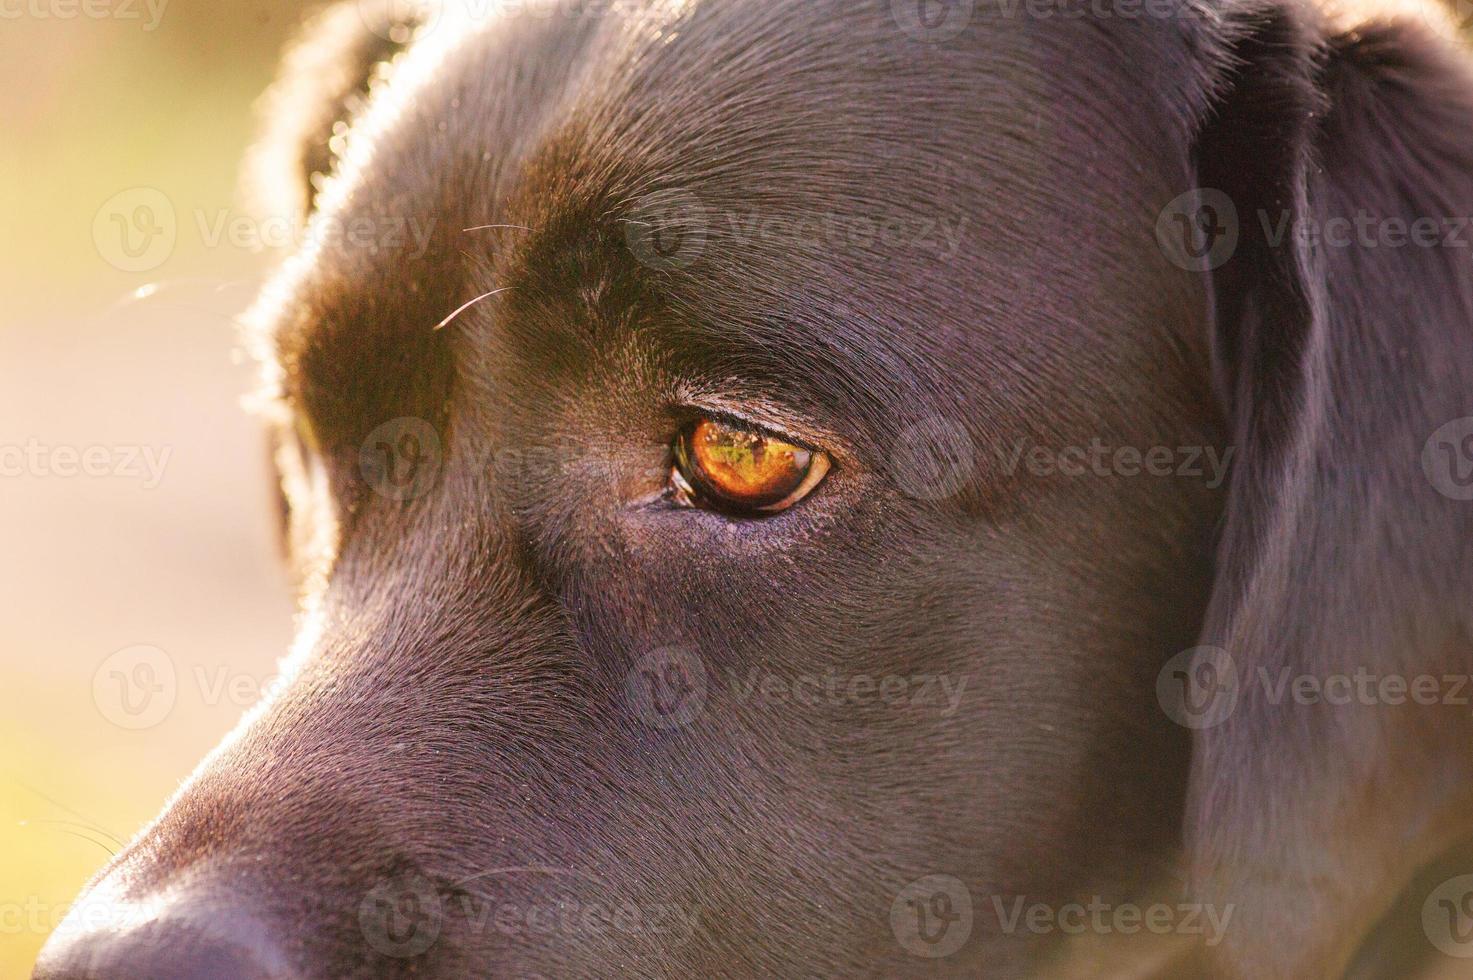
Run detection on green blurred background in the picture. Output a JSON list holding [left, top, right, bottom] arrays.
[[1, 3, 313, 972]]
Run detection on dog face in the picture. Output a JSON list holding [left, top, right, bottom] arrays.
[[35, 1, 1473, 977]]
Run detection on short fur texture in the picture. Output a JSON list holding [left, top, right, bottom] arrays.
[[34, 0, 1473, 976]]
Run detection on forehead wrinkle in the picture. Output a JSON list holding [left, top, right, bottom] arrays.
[[250, 0, 901, 407], [248, 5, 626, 421], [246, 0, 1144, 463]]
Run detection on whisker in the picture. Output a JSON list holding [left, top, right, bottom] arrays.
[[463, 223, 532, 233], [53, 828, 119, 858], [13, 779, 114, 836], [20, 821, 120, 858], [30, 818, 126, 848], [13, 781, 128, 858], [434, 287, 513, 331]]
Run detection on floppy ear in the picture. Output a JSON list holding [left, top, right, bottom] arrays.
[[243, 1, 436, 568], [1177, 4, 1473, 975], [244, 1, 422, 226]]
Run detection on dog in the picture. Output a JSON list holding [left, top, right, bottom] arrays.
[[33, 0, 1473, 975]]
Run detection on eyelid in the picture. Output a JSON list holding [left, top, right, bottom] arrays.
[[750, 451, 831, 513], [671, 387, 851, 465], [680, 406, 820, 455]]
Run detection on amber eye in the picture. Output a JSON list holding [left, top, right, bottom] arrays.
[[671, 417, 831, 514]]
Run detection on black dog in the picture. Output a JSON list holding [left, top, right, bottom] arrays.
[[35, 0, 1473, 975]]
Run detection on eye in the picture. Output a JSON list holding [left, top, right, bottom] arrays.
[[670, 417, 831, 515]]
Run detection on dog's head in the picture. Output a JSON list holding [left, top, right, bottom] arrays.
[[36, 0, 1473, 976]]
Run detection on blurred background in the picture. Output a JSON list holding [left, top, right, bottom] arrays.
[[0, 2, 314, 971]]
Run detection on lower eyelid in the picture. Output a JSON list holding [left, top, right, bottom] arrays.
[[755, 452, 832, 512]]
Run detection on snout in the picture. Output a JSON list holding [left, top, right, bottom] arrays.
[[32, 884, 294, 980]]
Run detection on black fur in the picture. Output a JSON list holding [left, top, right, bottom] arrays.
[[35, 0, 1473, 976]]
